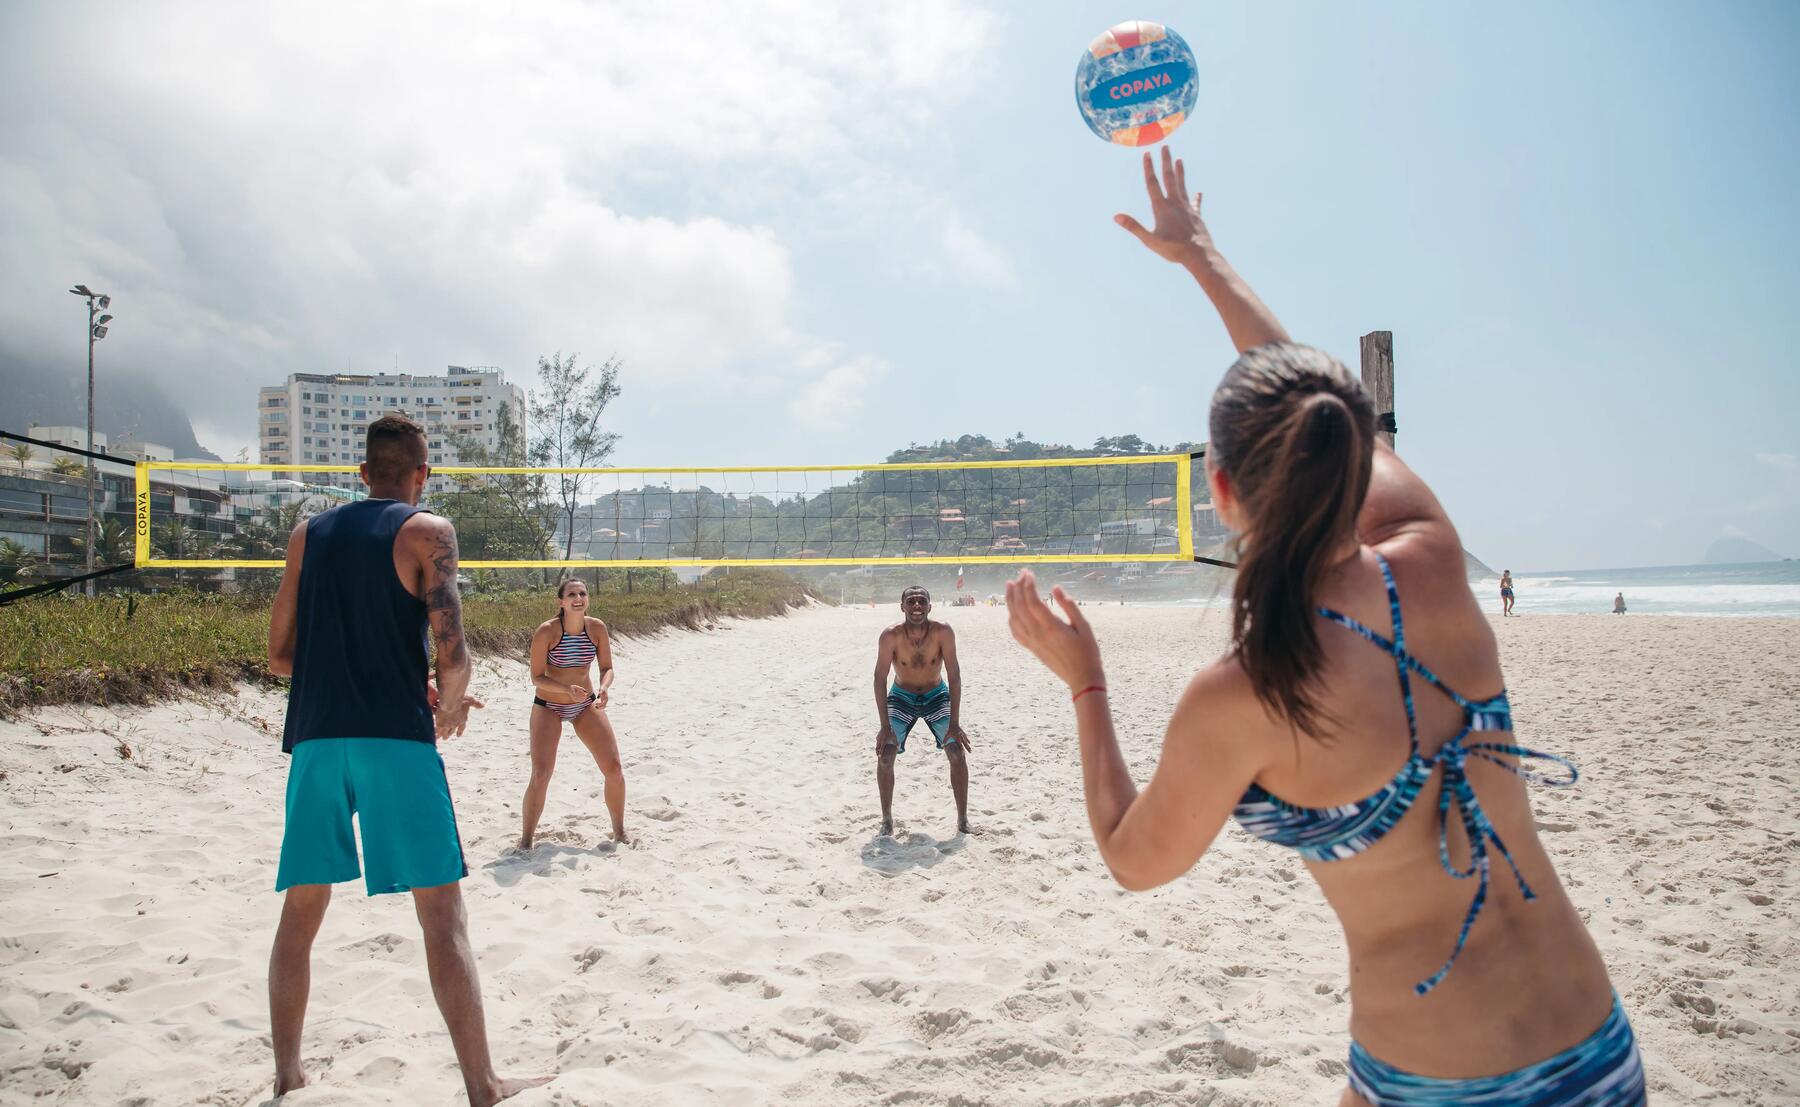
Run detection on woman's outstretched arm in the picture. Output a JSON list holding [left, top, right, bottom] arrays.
[[1116, 147, 1290, 354]]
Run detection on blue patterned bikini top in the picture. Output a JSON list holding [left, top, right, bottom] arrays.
[[1230, 553, 1579, 995]]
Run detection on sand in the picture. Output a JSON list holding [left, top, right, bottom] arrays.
[[2, 605, 1797, 1105]]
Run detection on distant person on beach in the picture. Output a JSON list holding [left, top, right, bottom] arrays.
[[1006, 150, 1642, 1105], [519, 576, 627, 849], [1500, 569, 1516, 616], [1613, 592, 1627, 614], [872, 585, 971, 835], [266, 415, 546, 1105]]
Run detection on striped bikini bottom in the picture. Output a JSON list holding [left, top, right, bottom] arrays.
[[1348, 993, 1644, 1105], [534, 695, 594, 723]]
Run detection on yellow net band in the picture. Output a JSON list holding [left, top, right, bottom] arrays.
[[134, 453, 1206, 570], [141, 454, 1190, 476]]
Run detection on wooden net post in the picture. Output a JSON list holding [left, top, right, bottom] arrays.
[[1360, 331, 1396, 447]]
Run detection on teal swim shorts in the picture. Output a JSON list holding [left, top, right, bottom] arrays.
[[276, 738, 468, 896]]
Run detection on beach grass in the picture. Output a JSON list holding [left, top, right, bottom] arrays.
[[0, 568, 818, 714]]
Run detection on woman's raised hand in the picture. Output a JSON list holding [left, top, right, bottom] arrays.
[[1114, 146, 1213, 264], [1005, 570, 1105, 691]]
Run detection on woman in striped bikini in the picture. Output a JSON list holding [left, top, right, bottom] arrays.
[[1005, 149, 1643, 1105], [520, 577, 627, 849]]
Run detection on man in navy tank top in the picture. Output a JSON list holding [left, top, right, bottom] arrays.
[[264, 414, 546, 1104]]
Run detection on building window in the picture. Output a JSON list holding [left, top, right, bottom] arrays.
[[0, 489, 43, 514]]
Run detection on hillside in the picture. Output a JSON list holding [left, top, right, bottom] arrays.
[[1704, 536, 1785, 565], [0, 353, 220, 460]]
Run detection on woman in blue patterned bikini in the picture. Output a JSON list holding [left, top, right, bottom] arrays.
[[1006, 148, 1643, 1106], [520, 577, 627, 849]]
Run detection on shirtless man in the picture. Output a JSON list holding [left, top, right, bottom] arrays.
[[873, 585, 971, 835]]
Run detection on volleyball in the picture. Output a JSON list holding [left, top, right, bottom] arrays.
[[1074, 20, 1199, 147]]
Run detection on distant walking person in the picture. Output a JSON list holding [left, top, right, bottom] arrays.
[[520, 576, 628, 849], [266, 414, 546, 1105], [1612, 592, 1627, 614], [873, 586, 972, 835], [1501, 569, 1517, 616]]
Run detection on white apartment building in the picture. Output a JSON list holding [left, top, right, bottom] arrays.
[[257, 366, 526, 484]]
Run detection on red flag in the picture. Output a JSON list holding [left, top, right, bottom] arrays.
[[957, 565, 964, 590]]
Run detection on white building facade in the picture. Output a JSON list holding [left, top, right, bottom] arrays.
[[257, 366, 526, 482]]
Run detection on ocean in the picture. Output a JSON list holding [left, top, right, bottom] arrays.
[[1126, 561, 1800, 617], [1478, 560, 1800, 618]]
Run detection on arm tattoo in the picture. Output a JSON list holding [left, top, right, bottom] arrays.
[[424, 526, 468, 667]]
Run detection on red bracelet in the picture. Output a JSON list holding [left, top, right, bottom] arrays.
[[1071, 684, 1107, 703]]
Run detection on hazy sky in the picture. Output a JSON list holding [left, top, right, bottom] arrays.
[[3, 1, 1795, 569]]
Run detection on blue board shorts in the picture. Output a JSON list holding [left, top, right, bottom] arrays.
[[885, 682, 953, 753], [276, 738, 468, 896]]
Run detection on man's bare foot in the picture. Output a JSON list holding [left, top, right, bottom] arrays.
[[471, 1073, 553, 1107], [516, 836, 533, 852], [879, 817, 894, 836], [273, 1069, 307, 1098], [612, 827, 630, 845], [957, 817, 971, 835]]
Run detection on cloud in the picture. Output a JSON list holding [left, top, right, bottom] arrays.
[[787, 354, 888, 434], [1726, 450, 1800, 515], [940, 214, 1017, 289], [1755, 451, 1798, 480], [0, 0, 1000, 451]]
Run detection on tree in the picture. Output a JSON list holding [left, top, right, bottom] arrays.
[[51, 455, 84, 477], [7, 442, 32, 473], [226, 501, 315, 594], [227, 501, 315, 562], [527, 352, 622, 561], [69, 517, 132, 566], [153, 516, 218, 561], [435, 400, 555, 563], [0, 538, 35, 587]]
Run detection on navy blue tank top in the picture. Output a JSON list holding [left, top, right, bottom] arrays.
[[281, 499, 436, 753]]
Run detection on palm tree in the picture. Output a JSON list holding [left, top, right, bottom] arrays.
[[0, 538, 35, 587], [152, 517, 223, 563], [68, 517, 133, 566], [7, 442, 32, 473], [51, 455, 85, 478], [227, 500, 314, 561], [224, 501, 312, 595], [154, 517, 196, 560]]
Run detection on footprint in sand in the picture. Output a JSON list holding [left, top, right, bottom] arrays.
[[356, 1055, 407, 1084], [716, 971, 782, 999], [342, 933, 409, 957], [912, 1008, 971, 1042]]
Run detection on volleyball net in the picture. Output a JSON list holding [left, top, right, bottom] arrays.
[[133, 453, 1214, 570]]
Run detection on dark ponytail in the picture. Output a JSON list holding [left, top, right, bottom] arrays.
[[1209, 345, 1374, 735]]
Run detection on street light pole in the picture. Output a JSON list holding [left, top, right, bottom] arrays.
[[85, 296, 96, 593], [69, 285, 113, 597]]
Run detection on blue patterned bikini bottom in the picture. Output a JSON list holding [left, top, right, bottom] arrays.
[[1348, 993, 1644, 1105]]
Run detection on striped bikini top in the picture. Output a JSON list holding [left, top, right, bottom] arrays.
[[1230, 553, 1579, 995], [546, 622, 597, 668]]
